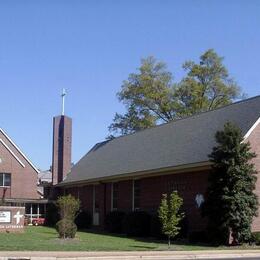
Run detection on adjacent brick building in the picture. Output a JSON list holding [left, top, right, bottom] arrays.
[[0, 128, 39, 201], [0, 128, 47, 222], [58, 96, 260, 233]]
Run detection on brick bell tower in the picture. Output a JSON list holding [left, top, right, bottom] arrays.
[[52, 89, 72, 185]]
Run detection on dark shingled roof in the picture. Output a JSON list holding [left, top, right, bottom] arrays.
[[62, 96, 260, 185]]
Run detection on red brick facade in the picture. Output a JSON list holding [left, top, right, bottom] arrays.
[[64, 169, 210, 232], [247, 121, 260, 231], [0, 130, 39, 201]]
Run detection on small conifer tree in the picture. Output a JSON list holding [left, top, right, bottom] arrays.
[[203, 122, 258, 244], [158, 191, 184, 248]]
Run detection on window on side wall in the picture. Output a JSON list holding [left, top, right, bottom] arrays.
[[0, 173, 11, 187], [133, 179, 141, 211], [111, 182, 119, 211]]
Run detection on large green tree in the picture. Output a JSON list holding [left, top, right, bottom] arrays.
[[174, 49, 241, 117], [109, 49, 242, 136], [203, 122, 258, 245], [109, 56, 176, 135]]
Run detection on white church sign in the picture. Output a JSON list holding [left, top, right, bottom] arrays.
[[0, 211, 11, 223], [0, 206, 25, 232]]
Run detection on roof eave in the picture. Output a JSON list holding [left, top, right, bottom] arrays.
[[57, 161, 212, 188]]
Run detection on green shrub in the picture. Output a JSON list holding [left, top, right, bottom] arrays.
[[45, 203, 59, 226], [188, 231, 208, 243], [56, 218, 77, 239], [123, 211, 151, 237], [150, 213, 164, 238], [105, 211, 126, 233], [75, 210, 92, 229], [56, 195, 80, 239], [252, 232, 260, 245], [56, 194, 80, 221]]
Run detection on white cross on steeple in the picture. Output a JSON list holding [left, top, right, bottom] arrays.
[[61, 88, 67, 116], [14, 211, 23, 225]]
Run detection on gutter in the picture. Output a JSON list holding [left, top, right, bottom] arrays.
[[57, 161, 212, 188]]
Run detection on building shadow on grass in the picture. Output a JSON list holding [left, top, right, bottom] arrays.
[[78, 228, 215, 249]]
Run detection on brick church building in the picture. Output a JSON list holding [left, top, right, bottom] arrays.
[[0, 128, 47, 222], [56, 95, 260, 233], [2, 94, 259, 233]]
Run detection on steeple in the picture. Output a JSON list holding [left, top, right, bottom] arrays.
[[52, 90, 72, 185]]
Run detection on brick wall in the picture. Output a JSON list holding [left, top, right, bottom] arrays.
[[65, 169, 210, 232], [247, 122, 260, 232], [0, 131, 39, 200]]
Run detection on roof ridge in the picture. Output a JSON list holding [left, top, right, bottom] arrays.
[[108, 95, 260, 143]]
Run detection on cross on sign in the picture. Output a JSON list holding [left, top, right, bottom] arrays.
[[14, 211, 23, 225]]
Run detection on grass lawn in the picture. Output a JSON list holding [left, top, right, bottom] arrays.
[[0, 226, 221, 251]]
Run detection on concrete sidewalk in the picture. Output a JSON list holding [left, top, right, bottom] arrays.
[[1, 250, 260, 260]]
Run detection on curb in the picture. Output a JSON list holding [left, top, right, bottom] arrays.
[[1, 251, 260, 260]]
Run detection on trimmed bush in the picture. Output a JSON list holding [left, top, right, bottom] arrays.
[[105, 211, 126, 233], [123, 211, 151, 237], [56, 218, 77, 239], [75, 210, 92, 229], [56, 194, 80, 220], [56, 195, 80, 239]]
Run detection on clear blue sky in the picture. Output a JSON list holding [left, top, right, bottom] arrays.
[[0, 0, 259, 170]]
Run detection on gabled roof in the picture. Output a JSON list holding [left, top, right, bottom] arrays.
[[62, 95, 260, 185], [0, 128, 39, 173]]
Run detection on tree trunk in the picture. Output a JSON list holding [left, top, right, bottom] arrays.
[[168, 236, 171, 249]]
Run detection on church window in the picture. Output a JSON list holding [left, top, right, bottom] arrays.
[[132, 179, 141, 210], [0, 173, 11, 187], [111, 182, 119, 210]]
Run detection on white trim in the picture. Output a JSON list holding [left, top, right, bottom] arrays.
[[0, 139, 25, 167], [0, 128, 39, 173], [243, 117, 260, 140]]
